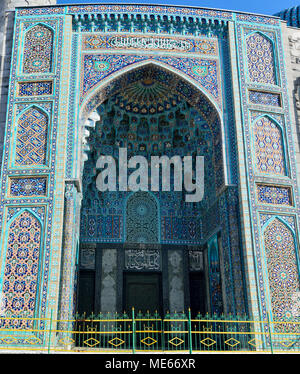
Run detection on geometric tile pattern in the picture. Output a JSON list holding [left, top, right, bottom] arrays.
[[7, 207, 45, 222], [249, 90, 281, 106], [246, 32, 276, 85], [275, 6, 300, 28], [23, 24, 53, 74], [207, 235, 223, 315], [18, 81, 53, 97], [82, 54, 219, 103], [80, 84, 216, 245], [0, 211, 41, 328], [15, 107, 48, 166], [253, 116, 285, 175], [235, 14, 300, 326], [257, 184, 292, 205], [264, 218, 299, 332], [9, 177, 47, 197], [126, 192, 159, 243], [0, 3, 298, 348], [16, 102, 52, 117]]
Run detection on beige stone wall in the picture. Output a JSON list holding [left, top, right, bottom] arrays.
[[0, 0, 56, 171], [281, 22, 300, 188]]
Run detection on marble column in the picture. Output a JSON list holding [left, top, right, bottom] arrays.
[[168, 249, 185, 313], [100, 248, 118, 312]]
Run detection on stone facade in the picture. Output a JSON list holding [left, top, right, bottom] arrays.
[[0, 2, 299, 351], [282, 25, 300, 187]]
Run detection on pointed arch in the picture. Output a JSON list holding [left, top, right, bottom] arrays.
[[15, 105, 49, 166], [207, 234, 223, 314], [23, 23, 54, 74], [125, 191, 159, 244], [81, 58, 221, 124], [1, 209, 42, 327], [80, 59, 222, 123], [252, 115, 286, 176], [261, 214, 294, 234], [246, 30, 275, 47], [6, 206, 44, 228], [79, 61, 227, 190], [246, 31, 277, 85], [16, 103, 50, 124], [208, 236, 219, 271], [262, 217, 299, 331], [24, 21, 55, 35]]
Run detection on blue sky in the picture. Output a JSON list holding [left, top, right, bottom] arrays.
[[57, 0, 299, 16]]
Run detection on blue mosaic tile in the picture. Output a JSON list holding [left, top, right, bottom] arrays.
[[257, 184, 292, 205], [249, 90, 281, 106], [18, 81, 53, 96], [9, 177, 47, 197]]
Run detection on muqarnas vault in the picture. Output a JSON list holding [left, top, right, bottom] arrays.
[[0, 2, 299, 349]]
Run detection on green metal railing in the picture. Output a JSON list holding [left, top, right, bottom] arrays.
[[0, 310, 299, 353]]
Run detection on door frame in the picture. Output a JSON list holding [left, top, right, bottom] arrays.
[[123, 271, 163, 315]]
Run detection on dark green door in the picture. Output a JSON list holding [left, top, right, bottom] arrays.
[[124, 272, 162, 315], [77, 270, 95, 315], [189, 271, 206, 317]]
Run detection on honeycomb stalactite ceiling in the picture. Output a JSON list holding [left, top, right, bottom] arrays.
[[82, 63, 220, 129], [93, 78, 213, 158], [111, 78, 182, 116], [80, 75, 218, 244]]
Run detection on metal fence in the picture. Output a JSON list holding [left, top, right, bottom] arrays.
[[0, 310, 299, 353]]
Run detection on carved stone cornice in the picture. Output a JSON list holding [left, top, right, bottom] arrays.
[[289, 32, 300, 64]]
